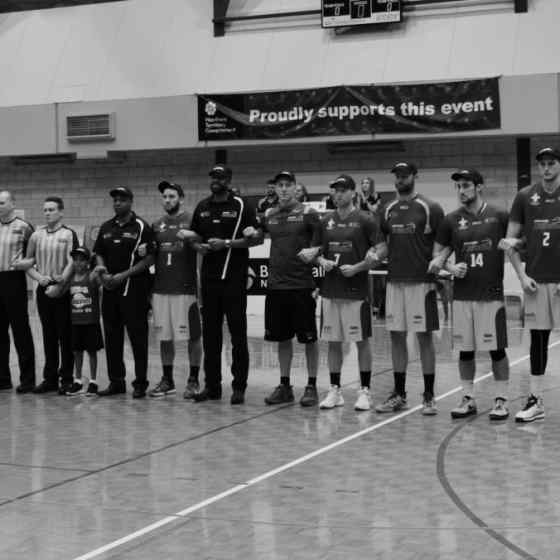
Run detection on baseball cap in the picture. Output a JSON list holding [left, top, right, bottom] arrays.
[[70, 246, 91, 260], [109, 186, 133, 199], [330, 174, 356, 190], [158, 181, 184, 197], [209, 164, 232, 179], [451, 169, 484, 185], [536, 147, 560, 162], [391, 162, 418, 175], [273, 170, 296, 183]]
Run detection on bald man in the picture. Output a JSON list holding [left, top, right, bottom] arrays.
[[0, 191, 36, 392]]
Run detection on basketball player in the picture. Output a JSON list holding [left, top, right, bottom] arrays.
[[500, 147, 560, 422], [431, 169, 510, 420], [368, 162, 444, 415], [148, 181, 202, 399]]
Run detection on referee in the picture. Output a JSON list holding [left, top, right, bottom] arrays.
[[0, 191, 35, 392], [26, 197, 78, 394], [93, 187, 154, 399], [190, 165, 262, 404]]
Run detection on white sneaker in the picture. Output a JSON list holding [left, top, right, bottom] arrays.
[[450, 395, 477, 419], [515, 395, 545, 423], [489, 398, 509, 421], [354, 387, 371, 411], [319, 386, 344, 409]]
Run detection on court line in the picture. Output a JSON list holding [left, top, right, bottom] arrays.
[[72, 344, 560, 560]]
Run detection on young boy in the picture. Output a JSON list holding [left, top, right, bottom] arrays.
[[66, 246, 104, 396]]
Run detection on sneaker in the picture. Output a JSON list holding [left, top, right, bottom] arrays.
[[32, 380, 58, 394], [264, 384, 294, 405], [183, 379, 200, 399], [299, 385, 319, 407], [515, 394, 545, 423], [230, 389, 245, 405], [98, 383, 126, 397], [451, 395, 477, 419], [421, 392, 438, 416], [58, 383, 73, 396], [85, 381, 98, 396], [66, 381, 85, 396], [148, 377, 176, 398], [375, 392, 408, 413], [489, 397, 509, 421], [193, 387, 222, 402], [16, 384, 34, 394], [319, 386, 344, 409], [0, 381, 13, 391], [354, 387, 371, 411], [132, 386, 147, 399]]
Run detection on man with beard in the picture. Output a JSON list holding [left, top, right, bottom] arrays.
[[148, 181, 202, 399], [93, 187, 154, 398], [261, 171, 320, 407], [190, 165, 262, 405], [431, 170, 510, 420], [500, 147, 560, 422], [368, 162, 444, 415]]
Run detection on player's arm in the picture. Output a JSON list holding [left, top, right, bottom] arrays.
[[24, 233, 51, 285], [11, 223, 35, 270], [298, 210, 322, 263], [501, 221, 536, 292], [57, 229, 79, 284]]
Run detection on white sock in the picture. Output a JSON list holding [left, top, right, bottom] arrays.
[[494, 380, 508, 401], [530, 375, 545, 398], [462, 380, 475, 398]]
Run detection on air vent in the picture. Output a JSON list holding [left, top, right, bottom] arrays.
[[67, 113, 115, 142]]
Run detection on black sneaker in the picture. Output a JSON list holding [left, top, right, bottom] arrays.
[[58, 383, 73, 396], [98, 383, 126, 397], [66, 381, 85, 396], [299, 385, 319, 407], [32, 380, 58, 394], [264, 384, 294, 405], [0, 381, 13, 391], [16, 384, 34, 394], [148, 377, 176, 398], [193, 388, 222, 402], [231, 389, 245, 405], [132, 386, 147, 399], [85, 382, 98, 396]]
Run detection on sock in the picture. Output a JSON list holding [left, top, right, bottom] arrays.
[[189, 365, 200, 381], [530, 375, 545, 398], [423, 374, 435, 396], [330, 372, 341, 387], [307, 377, 317, 387], [163, 364, 173, 382], [530, 329, 550, 375], [360, 371, 371, 389], [394, 371, 406, 396], [280, 376, 290, 387], [89, 379, 97, 385], [73, 377, 82, 385], [462, 379, 475, 398], [494, 379, 508, 400]]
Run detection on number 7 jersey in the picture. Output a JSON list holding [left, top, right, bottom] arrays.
[[436, 203, 508, 301]]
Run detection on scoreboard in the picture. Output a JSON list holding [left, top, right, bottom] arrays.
[[322, 0, 402, 28]]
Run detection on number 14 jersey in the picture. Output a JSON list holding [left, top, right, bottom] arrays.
[[436, 203, 508, 301]]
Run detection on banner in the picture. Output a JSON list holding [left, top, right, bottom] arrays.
[[198, 78, 500, 141], [247, 258, 325, 295]]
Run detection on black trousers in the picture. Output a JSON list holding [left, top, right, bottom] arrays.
[[101, 281, 149, 389], [0, 272, 35, 387], [201, 277, 249, 393], [36, 285, 73, 385]]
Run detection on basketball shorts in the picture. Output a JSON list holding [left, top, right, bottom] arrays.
[[385, 282, 439, 333], [71, 323, 104, 352], [452, 300, 508, 351], [265, 290, 317, 343], [152, 293, 201, 341], [523, 283, 560, 330], [320, 298, 371, 342]]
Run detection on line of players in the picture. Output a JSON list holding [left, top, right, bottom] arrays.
[[0, 148, 558, 423]]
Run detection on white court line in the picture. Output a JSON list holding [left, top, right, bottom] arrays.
[[72, 342, 560, 560]]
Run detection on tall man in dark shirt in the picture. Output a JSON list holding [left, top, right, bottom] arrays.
[[93, 187, 154, 399], [190, 165, 262, 405]]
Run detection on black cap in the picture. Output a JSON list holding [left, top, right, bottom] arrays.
[[330, 174, 356, 190], [109, 186, 133, 199], [391, 162, 418, 175], [536, 147, 560, 162], [273, 170, 296, 183], [70, 246, 91, 260], [158, 181, 184, 197], [209, 164, 232, 179], [451, 169, 484, 185]]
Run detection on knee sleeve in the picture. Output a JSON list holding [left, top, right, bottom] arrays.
[[489, 349, 506, 362], [459, 351, 475, 362]]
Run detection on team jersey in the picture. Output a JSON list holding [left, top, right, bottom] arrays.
[[436, 203, 508, 301], [152, 212, 197, 295], [262, 202, 320, 290], [27, 224, 78, 277], [316, 208, 377, 300], [0, 216, 33, 272], [380, 193, 444, 282], [70, 274, 100, 325], [509, 182, 560, 282]]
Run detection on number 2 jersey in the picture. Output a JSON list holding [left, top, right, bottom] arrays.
[[152, 211, 197, 295], [316, 209, 378, 300], [436, 203, 508, 301], [509, 182, 560, 283]]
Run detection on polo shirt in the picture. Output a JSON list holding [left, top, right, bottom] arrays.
[[0, 216, 34, 272]]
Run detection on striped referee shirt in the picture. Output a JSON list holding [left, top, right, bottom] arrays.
[[0, 216, 34, 272], [27, 224, 78, 277]]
